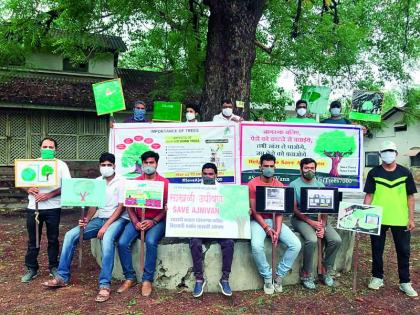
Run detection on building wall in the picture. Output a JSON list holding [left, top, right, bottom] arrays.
[[26, 52, 63, 71], [89, 54, 114, 76]]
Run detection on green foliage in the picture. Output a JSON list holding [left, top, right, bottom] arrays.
[[41, 164, 54, 180], [21, 167, 36, 181], [121, 143, 150, 168], [314, 130, 356, 157], [217, 186, 249, 221]]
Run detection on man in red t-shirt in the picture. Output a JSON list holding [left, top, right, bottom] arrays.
[[248, 153, 301, 294], [117, 151, 169, 297]]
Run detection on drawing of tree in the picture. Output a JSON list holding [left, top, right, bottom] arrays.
[[121, 143, 150, 173], [73, 180, 95, 202], [217, 186, 249, 238], [22, 167, 36, 182], [314, 130, 356, 177], [41, 164, 54, 180]]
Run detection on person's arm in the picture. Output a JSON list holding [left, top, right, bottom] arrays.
[[363, 193, 373, 205], [97, 203, 125, 239], [407, 194, 415, 231], [250, 198, 278, 242], [34, 188, 61, 202], [293, 200, 322, 230], [79, 206, 97, 228], [128, 207, 140, 228]]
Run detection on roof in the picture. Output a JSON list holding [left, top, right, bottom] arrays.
[[94, 34, 127, 52], [382, 106, 404, 120]]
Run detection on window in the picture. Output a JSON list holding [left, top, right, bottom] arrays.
[[365, 151, 380, 167], [394, 124, 407, 132], [410, 155, 420, 167], [63, 58, 88, 72]]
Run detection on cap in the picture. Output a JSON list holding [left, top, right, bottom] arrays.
[[380, 140, 397, 152]]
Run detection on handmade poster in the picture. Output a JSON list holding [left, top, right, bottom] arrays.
[[92, 79, 126, 116], [124, 180, 164, 209], [240, 122, 363, 191], [110, 122, 239, 183], [301, 86, 331, 114], [236, 100, 245, 109], [14, 159, 58, 188], [166, 184, 251, 239], [256, 186, 295, 213], [300, 187, 339, 213], [337, 202, 383, 235], [153, 101, 182, 122], [61, 178, 106, 207], [349, 90, 383, 122]]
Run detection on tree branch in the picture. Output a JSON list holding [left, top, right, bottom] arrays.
[[291, 0, 303, 39]]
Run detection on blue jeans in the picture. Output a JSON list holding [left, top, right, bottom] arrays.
[[250, 219, 301, 280], [117, 221, 165, 282], [57, 217, 128, 288]]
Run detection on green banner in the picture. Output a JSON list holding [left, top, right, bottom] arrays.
[[61, 178, 106, 207], [349, 90, 383, 122], [153, 101, 182, 122], [92, 79, 126, 116], [301, 86, 331, 114]]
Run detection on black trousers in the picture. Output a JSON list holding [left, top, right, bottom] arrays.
[[24, 208, 61, 271], [370, 225, 411, 283]]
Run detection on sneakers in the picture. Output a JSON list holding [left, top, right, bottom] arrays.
[[219, 280, 232, 296], [399, 283, 418, 297], [302, 278, 316, 290], [49, 267, 59, 278], [193, 280, 206, 298], [274, 276, 283, 293], [368, 277, 384, 290], [321, 273, 334, 287], [21, 269, 37, 283], [263, 279, 274, 295]]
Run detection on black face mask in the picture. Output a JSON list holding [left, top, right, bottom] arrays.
[[202, 176, 216, 185]]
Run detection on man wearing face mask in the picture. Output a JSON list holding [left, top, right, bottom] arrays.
[[185, 103, 199, 123], [212, 99, 243, 123], [321, 101, 351, 125], [189, 163, 235, 298], [248, 154, 301, 294], [290, 158, 342, 290], [285, 100, 317, 123], [117, 151, 169, 297], [42, 152, 128, 302], [364, 141, 418, 297], [124, 100, 149, 123], [21, 137, 71, 283]]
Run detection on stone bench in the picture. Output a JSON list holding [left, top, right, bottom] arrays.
[[91, 223, 354, 292]]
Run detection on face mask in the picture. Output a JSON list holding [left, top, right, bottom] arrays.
[[142, 165, 156, 175], [41, 149, 55, 159], [100, 166, 115, 178], [262, 167, 275, 178], [330, 108, 341, 116], [380, 151, 396, 164], [222, 108, 233, 117], [186, 112, 195, 121], [134, 108, 146, 121], [303, 171, 315, 180], [202, 176, 216, 185], [297, 108, 307, 117]]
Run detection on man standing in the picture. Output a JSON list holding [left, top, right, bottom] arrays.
[[248, 154, 301, 294], [290, 158, 342, 289], [185, 103, 200, 123], [117, 151, 169, 297], [285, 100, 317, 123], [124, 100, 149, 123], [213, 99, 243, 123], [190, 163, 234, 298], [320, 101, 351, 125], [21, 137, 71, 282], [364, 141, 417, 297], [42, 153, 128, 303]]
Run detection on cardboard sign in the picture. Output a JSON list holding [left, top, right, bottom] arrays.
[[124, 180, 164, 209], [153, 101, 183, 122], [61, 178, 106, 207], [301, 86, 331, 114], [14, 159, 58, 188], [349, 90, 383, 122], [92, 79, 126, 116], [300, 187, 339, 213], [256, 186, 295, 214], [337, 202, 383, 235]]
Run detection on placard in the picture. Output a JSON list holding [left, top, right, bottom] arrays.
[[301, 86, 331, 114], [61, 178, 106, 207], [349, 90, 383, 122], [166, 184, 251, 239], [124, 180, 164, 209], [14, 159, 58, 188], [92, 78, 126, 116], [337, 202, 383, 235], [300, 187, 339, 213], [255, 186, 294, 213], [153, 101, 182, 122]]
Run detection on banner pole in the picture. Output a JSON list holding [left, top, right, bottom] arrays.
[[352, 232, 360, 293], [317, 213, 323, 275], [140, 207, 146, 274], [78, 206, 85, 271], [272, 212, 276, 282]]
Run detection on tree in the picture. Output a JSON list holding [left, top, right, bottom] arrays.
[[121, 142, 150, 174], [73, 180, 95, 202], [41, 164, 54, 180], [314, 130, 356, 177], [21, 167, 36, 182]]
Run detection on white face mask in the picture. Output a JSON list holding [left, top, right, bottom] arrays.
[[330, 108, 341, 116], [222, 108, 233, 117], [297, 108, 307, 117], [100, 166, 115, 177], [186, 112, 195, 121], [380, 151, 397, 164]]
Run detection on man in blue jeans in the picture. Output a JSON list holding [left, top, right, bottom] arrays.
[[117, 151, 169, 297], [248, 153, 301, 294], [42, 152, 128, 303]]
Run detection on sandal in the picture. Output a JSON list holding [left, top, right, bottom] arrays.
[[42, 278, 67, 288], [95, 288, 111, 303]]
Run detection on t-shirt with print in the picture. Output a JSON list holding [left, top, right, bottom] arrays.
[[95, 174, 127, 219], [364, 164, 417, 226], [27, 159, 71, 210], [289, 176, 325, 220], [248, 176, 284, 219]]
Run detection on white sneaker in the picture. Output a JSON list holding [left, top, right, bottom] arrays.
[[263, 280, 274, 295], [399, 283, 418, 297], [368, 277, 384, 290], [274, 276, 283, 293]]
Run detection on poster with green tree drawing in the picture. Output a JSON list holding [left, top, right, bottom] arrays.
[[337, 202, 383, 235], [14, 159, 58, 188], [301, 86, 331, 114], [349, 90, 383, 122], [92, 79, 126, 116], [61, 178, 106, 207], [153, 101, 182, 122]]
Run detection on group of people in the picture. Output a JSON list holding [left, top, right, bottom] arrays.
[[20, 100, 417, 303]]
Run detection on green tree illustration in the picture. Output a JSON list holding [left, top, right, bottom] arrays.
[[121, 143, 150, 173], [314, 130, 356, 177], [217, 186, 249, 238], [41, 165, 54, 180], [22, 167, 36, 182], [73, 180, 95, 202]]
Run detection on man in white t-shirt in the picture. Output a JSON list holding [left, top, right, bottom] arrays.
[[212, 99, 243, 123], [42, 152, 129, 303], [21, 137, 71, 283]]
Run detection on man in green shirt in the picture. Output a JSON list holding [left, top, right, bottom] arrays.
[[364, 141, 418, 297], [285, 100, 317, 123]]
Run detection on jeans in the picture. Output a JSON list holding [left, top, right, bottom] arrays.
[[371, 225, 411, 283], [25, 208, 61, 272], [250, 219, 301, 280], [291, 216, 342, 276], [57, 217, 128, 288], [189, 238, 234, 281], [117, 221, 165, 282]]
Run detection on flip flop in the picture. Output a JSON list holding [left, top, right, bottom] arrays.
[[42, 278, 67, 288], [95, 288, 111, 303]]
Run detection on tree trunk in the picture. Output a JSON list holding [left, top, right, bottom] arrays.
[[201, 0, 266, 121], [329, 156, 341, 177]]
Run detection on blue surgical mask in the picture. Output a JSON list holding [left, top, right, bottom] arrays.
[[202, 176, 216, 185], [330, 108, 341, 116], [134, 108, 146, 121], [142, 165, 156, 175], [262, 167, 275, 178]]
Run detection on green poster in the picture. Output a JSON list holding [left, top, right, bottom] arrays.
[[61, 178, 106, 207], [301, 86, 331, 114], [349, 90, 383, 122], [337, 202, 383, 235], [153, 101, 182, 122], [92, 79, 126, 116]]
